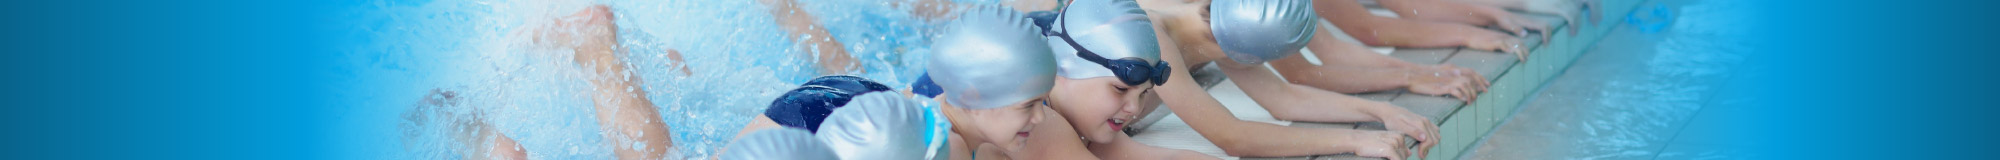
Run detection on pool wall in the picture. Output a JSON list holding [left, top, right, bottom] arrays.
[[1427, 0, 1656, 159]]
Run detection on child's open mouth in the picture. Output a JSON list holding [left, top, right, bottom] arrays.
[[1108, 118, 1126, 129]]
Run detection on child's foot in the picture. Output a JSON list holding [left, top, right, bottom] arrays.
[[518, 5, 618, 66], [665, 49, 692, 77], [399, 89, 529, 160], [555, 5, 620, 67]]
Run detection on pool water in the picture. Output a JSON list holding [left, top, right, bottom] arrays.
[[1464, 0, 1753, 159], [341, 0, 1020, 159]]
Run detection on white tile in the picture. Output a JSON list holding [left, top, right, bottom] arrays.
[[1206, 79, 1289, 125], [1130, 78, 1298, 159]]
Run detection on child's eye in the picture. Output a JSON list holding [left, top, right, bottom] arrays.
[[1025, 101, 1045, 110]]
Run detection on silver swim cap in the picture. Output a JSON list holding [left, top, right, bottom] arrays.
[[1048, 0, 1162, 79], [816, 92, 933, 160], [1209, 0, 1317, 64], [928, 5, 1059, 110], [719, 128, 839, 160]]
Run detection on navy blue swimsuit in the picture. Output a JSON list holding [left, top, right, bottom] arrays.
[[763, 75, 893, 133]]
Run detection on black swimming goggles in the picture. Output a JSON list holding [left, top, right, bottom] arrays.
[[1042, 10, 1171, 86]]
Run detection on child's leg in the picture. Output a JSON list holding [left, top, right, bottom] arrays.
[[759, 0, 863, 74], [548, 5, 677, 159], [400, 89, 531, 160]]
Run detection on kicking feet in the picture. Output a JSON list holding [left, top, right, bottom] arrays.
[[400, 89, 530, 160]]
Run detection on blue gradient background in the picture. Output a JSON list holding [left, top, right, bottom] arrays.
[[1744, 0, 2000, 159], [0, 0, 356, 159], [0, 0, 1990, 159]]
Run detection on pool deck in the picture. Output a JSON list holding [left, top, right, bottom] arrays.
[[1133, 0, 1694, 159]]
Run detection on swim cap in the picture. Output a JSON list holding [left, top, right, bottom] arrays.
[[1209, 0, 1316, 64], [764, 86, 854, 133], [803, 75, 893, 94], [816, 92, 933, 160], [1048, 0, 1162, 79], [719, 128, 840, 160], [927, 5, 1059, 110]]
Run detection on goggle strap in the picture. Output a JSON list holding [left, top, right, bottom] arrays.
[[1051, 9, 1170, 86]]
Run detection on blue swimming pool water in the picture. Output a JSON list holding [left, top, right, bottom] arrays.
[[342, 0, 1020, 159], [1465, 0, 1753, 159]]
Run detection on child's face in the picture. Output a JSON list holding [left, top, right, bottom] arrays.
[[960, 96, 1048, 153], [1049, 77, 1155, 143]]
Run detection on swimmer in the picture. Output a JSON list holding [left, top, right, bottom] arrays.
[[1034, 0, 1216, 159], [731, 75, 894, 139], [893, 0, 1497, 99], [402, 5, 676, 160], [723, 93, 934, 160], [922, 5, 1096, 159], [724, 77, 924, 159], [1091, 0, 1496, 102], [719, 128, 838, 159], [1262, 0, 1570, 101], [1052, 0, 1442, 159], [815, 92, 947, 160], [728, 5, 1098, 159]]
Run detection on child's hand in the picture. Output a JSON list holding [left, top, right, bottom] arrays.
[[1463, 31, 1529, 61], [1368, 106, 1438, 159], [1342, 129, 1413, 160], [1485, 9, 1551, 47], [1407, 64, 1487, 102]]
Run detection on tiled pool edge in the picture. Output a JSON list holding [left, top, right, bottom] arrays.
[[1427, 1, 1652, 159]]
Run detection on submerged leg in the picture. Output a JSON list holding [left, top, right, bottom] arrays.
[[400, 89, 531, 160], [759, 0, 864, 74], [542, 5, 677, 159]]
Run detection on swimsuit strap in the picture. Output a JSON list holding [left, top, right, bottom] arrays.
[[1054, 0, 1071, 11]]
